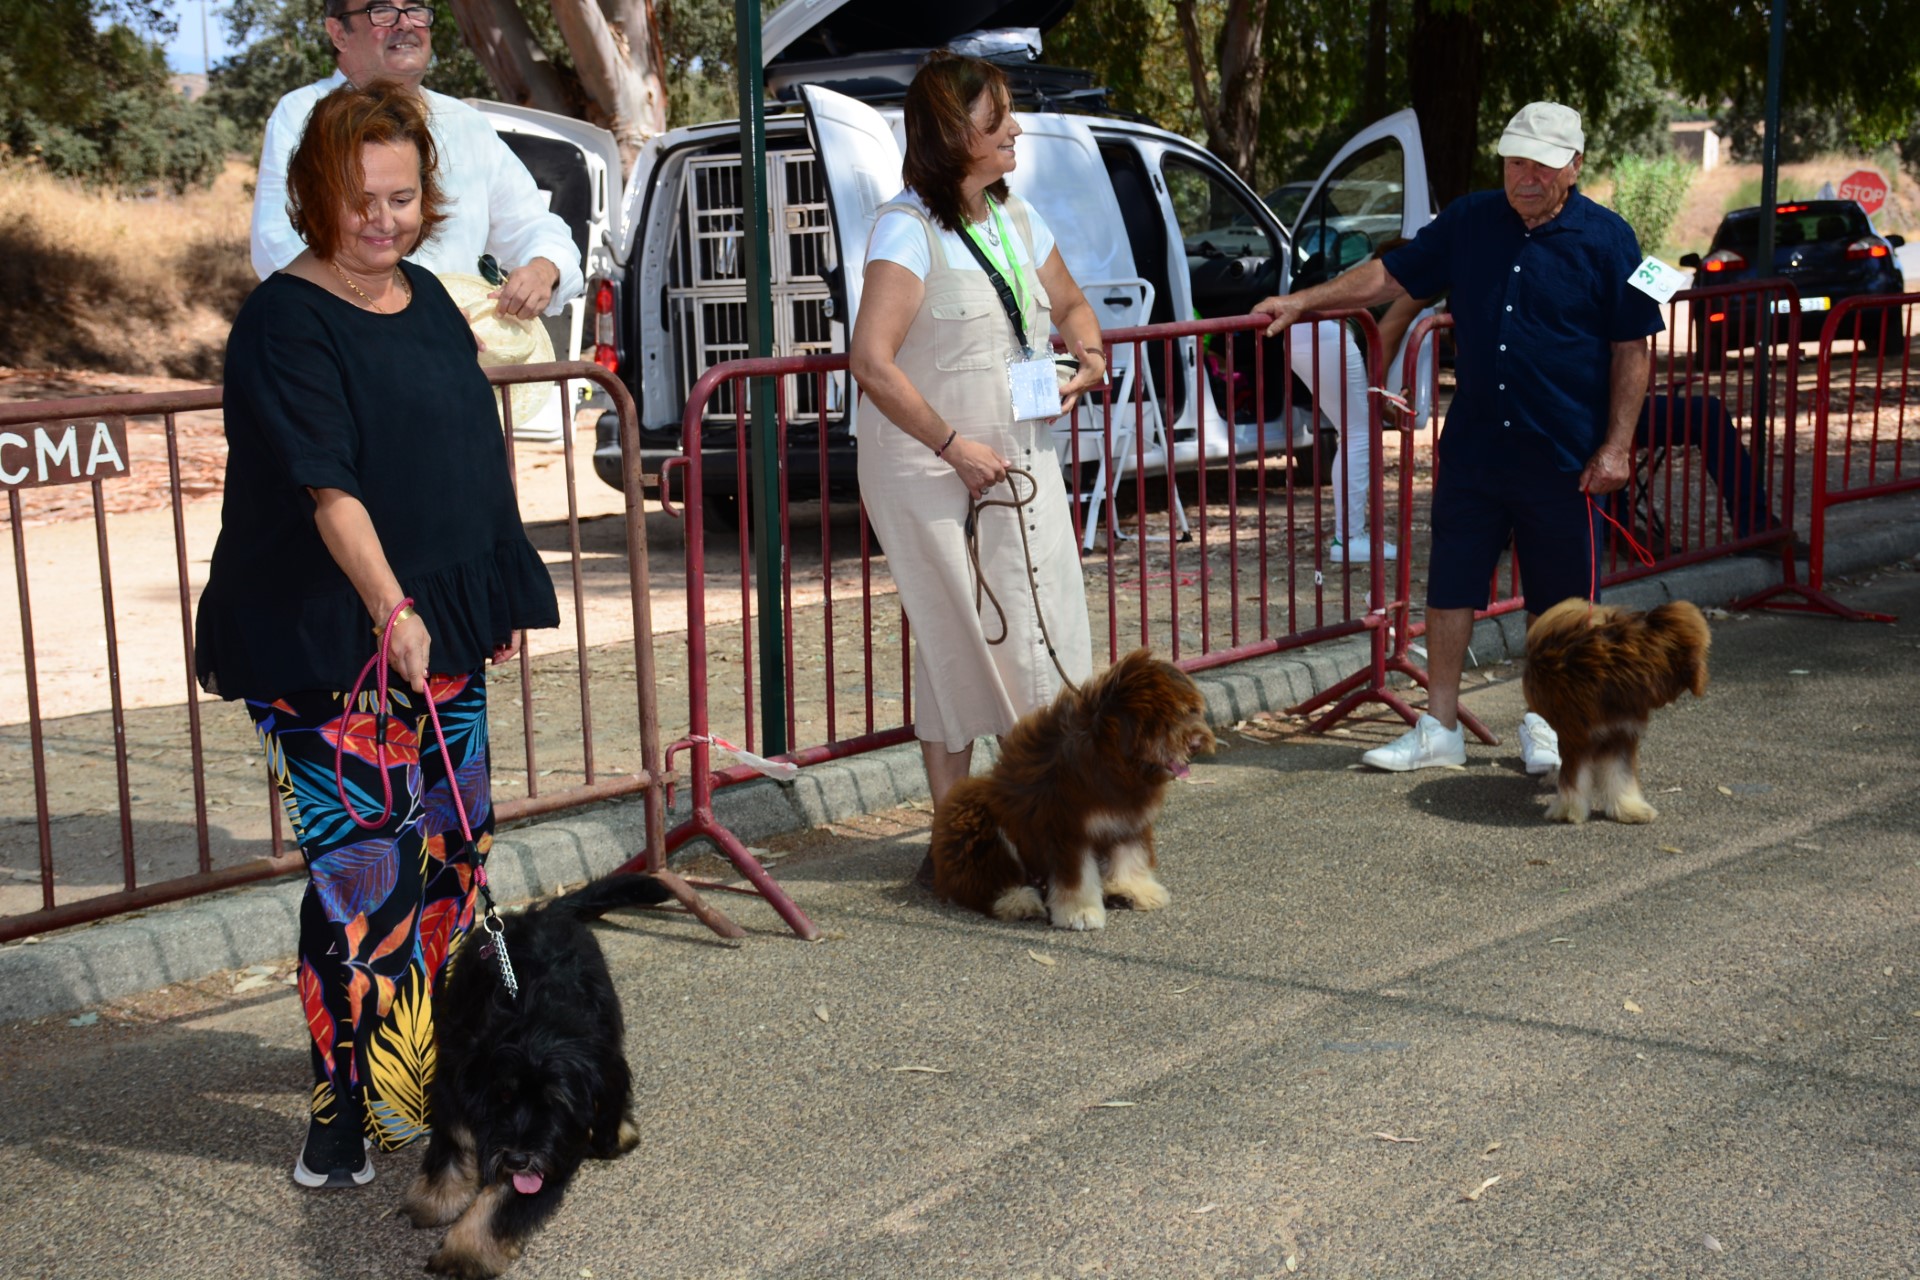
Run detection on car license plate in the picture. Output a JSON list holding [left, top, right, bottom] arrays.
[[1775, 296, 1831, 313]]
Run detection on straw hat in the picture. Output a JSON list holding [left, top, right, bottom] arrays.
[[437, 272, 555, 430]]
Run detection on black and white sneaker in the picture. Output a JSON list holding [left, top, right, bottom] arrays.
[[292, 1119, 375, 1189]]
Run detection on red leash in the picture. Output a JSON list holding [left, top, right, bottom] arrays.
[[1585, 493, 1655, 608]]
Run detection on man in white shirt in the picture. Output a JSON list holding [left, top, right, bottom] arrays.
[[249, 0, 583, 321]]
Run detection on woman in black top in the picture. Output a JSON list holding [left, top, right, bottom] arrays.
[[194, 82, 557, 1189]]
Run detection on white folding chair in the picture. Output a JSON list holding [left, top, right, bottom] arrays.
[[1049, 279, 1190, 551]]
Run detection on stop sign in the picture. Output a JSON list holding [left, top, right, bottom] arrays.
[[1837, 168, 1888, 215]]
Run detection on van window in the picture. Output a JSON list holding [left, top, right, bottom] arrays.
[[1293, 136, 1406, 289], [1163, 158, 1278, 263], [1161, 155, 1279, 326]]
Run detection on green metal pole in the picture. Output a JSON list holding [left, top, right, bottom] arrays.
[[734, 0, 787, 755], [1752, 0, 1786, 450]]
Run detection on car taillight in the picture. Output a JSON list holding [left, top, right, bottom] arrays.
[[1846, 237, 1891, 261], [590, 277, 619, 373], [1707, 312, 1727, 322], [1701, 249, 1746, 273]]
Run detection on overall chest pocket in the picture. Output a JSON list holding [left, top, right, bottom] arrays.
[[929, 296, 1001, 373]]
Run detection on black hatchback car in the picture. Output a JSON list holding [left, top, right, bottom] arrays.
[[1679, 200, 1906, 363]]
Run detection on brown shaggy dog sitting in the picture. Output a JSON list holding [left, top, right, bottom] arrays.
[[929, 649, 1215, 930], [1522, 597, 1711, 824]]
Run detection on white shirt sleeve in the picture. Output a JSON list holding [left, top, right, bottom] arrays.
[[1022, 200, 1057, 268], [471, 118, 586, 313], [249, 88, 321, 279], [866, 208, 933, 280]]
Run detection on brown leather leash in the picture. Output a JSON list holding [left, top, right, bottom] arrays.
[[965, 465, 1081, 695]]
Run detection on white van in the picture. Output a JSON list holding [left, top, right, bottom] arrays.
[[478, 0, 1431, 520]]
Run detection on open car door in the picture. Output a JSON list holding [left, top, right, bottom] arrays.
[[798, 84, 905, 339], [1288, 109, 1432, 292]]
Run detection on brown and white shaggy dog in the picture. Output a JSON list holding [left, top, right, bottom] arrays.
[[1522, 597, 1711, 824], [929, 649, 1215, 930]]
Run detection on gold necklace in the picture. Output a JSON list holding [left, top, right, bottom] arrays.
[[328, 259, 411, 312]]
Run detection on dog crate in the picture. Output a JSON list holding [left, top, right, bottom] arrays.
[[667, 149, 847, 429]]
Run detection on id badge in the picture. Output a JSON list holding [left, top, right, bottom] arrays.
[[1008, 353, 1064, 421]]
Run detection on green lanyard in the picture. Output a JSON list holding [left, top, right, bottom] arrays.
[[963, 202, 1028, 318]]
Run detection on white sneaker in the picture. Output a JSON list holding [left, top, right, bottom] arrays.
[[1361, 714, 1466, 772], [1328, 534, 1400, 563], [1518, 712, 1560, 775]]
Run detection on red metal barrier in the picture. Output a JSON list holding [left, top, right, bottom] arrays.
[[652, 311, 1406, 935], [1736, 291, 1916, 622], [0, 362, 732, 943], [1382, 280, 1804, 743]]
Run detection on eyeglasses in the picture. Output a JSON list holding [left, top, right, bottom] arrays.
[[337, 4, 435, 28]]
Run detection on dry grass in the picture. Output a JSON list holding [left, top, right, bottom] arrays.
[[0, 159, 257, 379]]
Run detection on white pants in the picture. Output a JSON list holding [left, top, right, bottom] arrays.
[[1288, 319, 1373, 541], [1287, 310, 1437, 542]]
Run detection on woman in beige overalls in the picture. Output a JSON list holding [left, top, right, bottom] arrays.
[[849, 52, 1108, 842]]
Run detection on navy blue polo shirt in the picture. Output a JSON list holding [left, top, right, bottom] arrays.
[[1382, 187, 1663, 473]]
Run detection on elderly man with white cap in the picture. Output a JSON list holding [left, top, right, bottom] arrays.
[[1253, 101, 1664, 775]]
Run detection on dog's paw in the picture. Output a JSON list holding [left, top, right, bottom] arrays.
[[1050, 900, 1107, 931], [991, 885, 1047, 921], [1106, 874, 1170, 912], [404, 1174, 475, 1230], [1608, 797, 1658, 824], [425, 1241, 519, 1280], [1544, 794, 1588, 824]]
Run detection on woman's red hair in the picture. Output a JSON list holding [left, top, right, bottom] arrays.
[[902, 52, 1013, 234], [286, 81, 445, 261]]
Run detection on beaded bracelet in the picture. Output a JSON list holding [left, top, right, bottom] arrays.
[[934, 429, 958, 458]]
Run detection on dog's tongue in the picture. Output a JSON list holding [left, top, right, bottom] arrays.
[[1170, 760, 1191, 779], [512, 1172, 544, 1195]]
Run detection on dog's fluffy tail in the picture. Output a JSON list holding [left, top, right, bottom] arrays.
[[544, 872, 674, 921]]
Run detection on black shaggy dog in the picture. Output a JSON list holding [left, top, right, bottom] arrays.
[[405, 873, 670, 1278]]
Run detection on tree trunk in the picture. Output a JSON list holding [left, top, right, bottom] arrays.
[[1363, 0, 1388, 121], [1173, 0, 1272, 182], [1409, 0, 1486, 207], [447, 0, 575, 115], [548, 0, 668, 175]]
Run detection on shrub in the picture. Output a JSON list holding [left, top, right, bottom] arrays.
[[1608, 154, 1695, 258]]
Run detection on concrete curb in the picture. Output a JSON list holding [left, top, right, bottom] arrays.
[[4, 524, 1915, 1023]]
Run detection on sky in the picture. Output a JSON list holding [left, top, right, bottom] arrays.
[[161, 0, 246, 75]]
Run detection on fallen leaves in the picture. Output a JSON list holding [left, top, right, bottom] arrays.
[[1372, 1132, 1423, 1144], [1460, 1174, 1502, 1203], [889, 1065, 950, 1074], [1623, 999, 1644, 1013], [1190, 1203, 1218, 1215], [1716, 785, 1734, 797], [1027, 950, 1056, 967], [1481, 1141, 1502, 1159], [1087, 1100, 1137, 1109], [813, 1005, 830, 1023], [1659, 845, 1684, 855], [1703, 1233, 1725, 1253]]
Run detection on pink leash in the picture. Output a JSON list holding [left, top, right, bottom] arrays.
[[334, 597, 517, 996]]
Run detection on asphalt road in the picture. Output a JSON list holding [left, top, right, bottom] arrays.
[[3, 563, 1917, 1279]]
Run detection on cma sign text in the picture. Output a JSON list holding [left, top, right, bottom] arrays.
[[0, 420, 132, 490]]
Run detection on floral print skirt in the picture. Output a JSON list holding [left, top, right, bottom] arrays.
[[246, 669, 492, 1152]]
